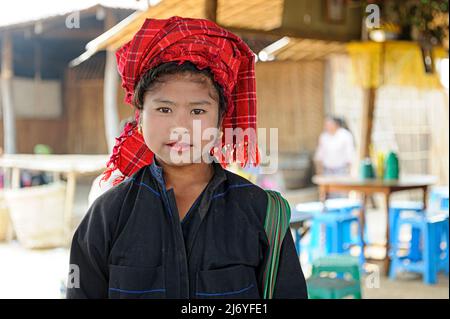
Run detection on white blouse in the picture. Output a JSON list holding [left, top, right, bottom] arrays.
[[314, 128, 355, 169]]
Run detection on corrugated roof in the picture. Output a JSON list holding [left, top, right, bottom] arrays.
[[0, 3, 141, 29], [70, 0, 346, 66]]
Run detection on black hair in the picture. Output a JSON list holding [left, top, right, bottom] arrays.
[[133, 61, 227, 123], [326, 115, 347, 130], [326, 114, 355, 145]]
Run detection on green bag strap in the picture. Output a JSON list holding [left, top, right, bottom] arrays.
[[262, 190, 291, 299]]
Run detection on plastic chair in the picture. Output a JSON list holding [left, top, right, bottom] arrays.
[[307, 254, 362, 299], [389, 212, 449, 285], [389, 187, 449, 261], [295, 199, 364, 265]]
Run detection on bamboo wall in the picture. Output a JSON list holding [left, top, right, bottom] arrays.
[[64, 68, 133, 155], [255, 60, 325, 155], [0, 119, 67, 154], [1, 60, 325, 158], [0, 70, 133, 155]]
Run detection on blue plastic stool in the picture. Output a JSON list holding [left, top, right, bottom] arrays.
[[294, 202, 341, 259], [290, 211, 313, 256], [296, 200, 362, 247], [295, 200, 359, 252], [295, 200, 364, 265], [433, 188, 449, 211], [389, 201, 424, 261], [325, 199, 363, 246], [389, 212, 449, 284], [436, 216, 449, 274], [389, 201, 424, 241], [390, 187, 449, 261], [427, 187, 449, 214], [313, 212, 362, 257], [442, 197, 449, 211]]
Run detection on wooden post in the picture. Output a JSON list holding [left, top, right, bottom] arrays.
[[34, 38, 42, 112], [360, 87, 376, 160], [205, 0, 218, 22], [359, 192, 367, 262], [1, 32, 17, 155], [103, 9, 120, 151], [63, 171, 76, 245], [384, 191, 391, 276], [11, 167, 20, 189]]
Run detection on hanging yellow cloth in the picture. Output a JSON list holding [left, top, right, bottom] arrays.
[[347, 41, 448, 89]]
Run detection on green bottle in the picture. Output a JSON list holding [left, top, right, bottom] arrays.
[[360, 157, 376, 179], [384, 151, 399, 180]]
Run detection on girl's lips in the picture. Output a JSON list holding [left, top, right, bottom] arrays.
[[165, 142, 193, 152]]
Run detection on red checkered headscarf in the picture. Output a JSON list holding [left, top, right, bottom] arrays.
[[101, 16, 260, 185]]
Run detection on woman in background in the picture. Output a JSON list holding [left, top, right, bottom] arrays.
[[314, 115, 355, 176]]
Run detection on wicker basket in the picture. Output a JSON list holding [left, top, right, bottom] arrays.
[[0, 192, 12, 241], [4, 182, 67, 249]]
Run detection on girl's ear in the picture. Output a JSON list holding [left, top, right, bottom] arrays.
[[137, 109, 143, 129], [218, 111, 226, 128], [137, 111, 143, 134]]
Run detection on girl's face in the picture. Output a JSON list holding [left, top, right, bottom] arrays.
[[141, 73, 221, 166]]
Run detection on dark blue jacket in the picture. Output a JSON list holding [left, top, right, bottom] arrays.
[[66, 159, 307, 299]]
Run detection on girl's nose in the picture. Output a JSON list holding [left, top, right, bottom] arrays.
[[173, 110, 192, 130], [171, 127, 189, 135]]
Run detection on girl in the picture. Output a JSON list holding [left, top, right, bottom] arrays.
[[67, 16, 307, 299]]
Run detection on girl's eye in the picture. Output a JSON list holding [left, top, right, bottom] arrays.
[[156, 107, 172, 113], [191, 109, 206, 115]]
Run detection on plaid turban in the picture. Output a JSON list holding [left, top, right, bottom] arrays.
[[101, 16, 260, 185]]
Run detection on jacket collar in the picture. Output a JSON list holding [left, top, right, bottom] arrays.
[[149, 155, 227, 192]]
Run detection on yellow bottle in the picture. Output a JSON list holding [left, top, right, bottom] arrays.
[[376, 151, 385, 179]]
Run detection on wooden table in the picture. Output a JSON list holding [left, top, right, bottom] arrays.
[[0, 154, 109, 244], [312, 174, 437, 275]]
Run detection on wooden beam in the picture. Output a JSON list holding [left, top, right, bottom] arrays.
[[222, 1, 282, 30], [1, 31, 17, 155], [103, 9, 120, 151], [224, 26, 350, 44], [39, 29, 104, 40], [218, 1, 249, 23], [205, 0, 218, 22], [270, 26, 359, 42], [33, 39, 43, 117], [32, 38, 44, 81], [360, 87, 376, 160]]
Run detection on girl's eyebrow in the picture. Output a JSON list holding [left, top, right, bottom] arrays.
[[153, 98, 176, 104], [153, 98, 212, 106], [189, 100, 212, 106]]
